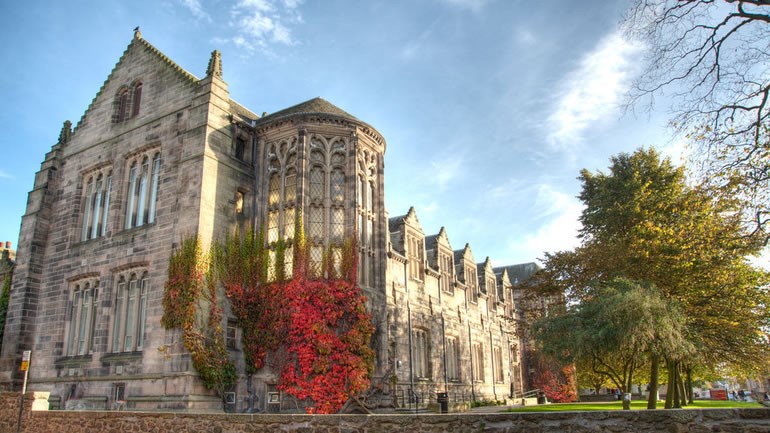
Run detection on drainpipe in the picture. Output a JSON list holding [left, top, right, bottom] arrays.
[[468, 321, 475, 402], [440, 271, 448, 394], [405, 258, 415, 412], [490, 328, 497, 401]]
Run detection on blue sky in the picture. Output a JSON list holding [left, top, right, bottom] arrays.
[[0, 0, 684, 266]]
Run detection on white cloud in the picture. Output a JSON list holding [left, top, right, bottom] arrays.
[[179, 0, 211, 22], [424, 157, 463, 191], [515, 28, 536, 46], [0, 170, 12, 179], [229, 0, 303, 53], [438, 0, 491, 12], [482, 177, 526, 202], [546, 30, 643, 151], [515, 184, 583, 262]]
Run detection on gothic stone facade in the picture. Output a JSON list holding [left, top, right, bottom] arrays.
[[0, 33, 538, 411]]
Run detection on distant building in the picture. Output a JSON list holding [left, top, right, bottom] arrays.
[[0, 31, 541, 411]]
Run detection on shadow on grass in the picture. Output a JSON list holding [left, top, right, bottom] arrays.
[[504, 400, 763, 412]]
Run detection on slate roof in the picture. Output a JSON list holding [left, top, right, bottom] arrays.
[[255, 97, 360, 124], [495, 262, 541, 285], [388, 214, 406, 233]]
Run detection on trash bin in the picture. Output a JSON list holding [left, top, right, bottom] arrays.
[[537, 393, 547, 405], [224, 392, 236, 413], [436, 392, 448, 414]]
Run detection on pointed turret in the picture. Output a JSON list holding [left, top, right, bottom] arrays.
[[206, 50, 223, 79], [57, 120, 72, 145]]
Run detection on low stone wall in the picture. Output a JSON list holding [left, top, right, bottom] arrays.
[[2, 392, 770, 433]]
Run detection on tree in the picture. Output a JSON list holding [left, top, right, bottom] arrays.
[[576, 366, 612, 396], [625, 0, 770, 243], [527, 148, 769, 408], [533, 278, 691, 401], [0, 256, 12, 354]]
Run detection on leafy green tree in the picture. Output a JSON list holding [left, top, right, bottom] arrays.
[[528, 148, 769, 409], [533, 278, 691, 402]]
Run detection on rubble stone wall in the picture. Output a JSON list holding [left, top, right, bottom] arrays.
[[2, 392, 770, 433]]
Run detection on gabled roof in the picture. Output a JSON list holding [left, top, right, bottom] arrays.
[[453, 243, 473, 264], [501, 262, 542, 285], [255, 97, 359, 124], [388, 206, 424, 234], [74, 31, 199, 133]]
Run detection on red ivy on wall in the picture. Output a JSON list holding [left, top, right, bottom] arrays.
[[279, 276, 374, 413], [215, 221, 375, 413]]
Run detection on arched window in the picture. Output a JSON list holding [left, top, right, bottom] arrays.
[[66, 280, 99, 356], [131, 83, 142, 118], [81, 169, 112, 241], [125, 152, 161, 230], [112, 272, 148, 352], [117, 89, 129, 122]]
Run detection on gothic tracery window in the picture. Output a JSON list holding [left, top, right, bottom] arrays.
[[66, 280, 99, 356], [305, 137, 347, 275], [112, 272, 148, 353], [264, 140, 298, 278], [125, 152, 161, 229], [81, 169, 112, 241], [357, 150, 377, 286]]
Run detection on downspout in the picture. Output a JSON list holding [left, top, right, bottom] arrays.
[[468, 321, 475, 402], [490, 328, 497, 401], [405, 258, 415, 412], [439, 273, 448, 394]]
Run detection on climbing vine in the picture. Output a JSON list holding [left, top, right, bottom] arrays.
[[161, 236, 236, 400], [215, 219, 374, 414], [163, 216, 375, 413], [0, 257, 13, 353]]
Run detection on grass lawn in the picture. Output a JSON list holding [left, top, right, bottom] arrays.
[[504, 399, 763, 412]]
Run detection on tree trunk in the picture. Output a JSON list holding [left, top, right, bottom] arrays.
[[664, 360, 674, 409], [685, 366, 693, 405], [672, 362, 682, 409], [678, 367, 687, 407], [647, 355, 659, 410]]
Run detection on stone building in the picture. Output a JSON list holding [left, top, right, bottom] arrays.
[[0, 31, 539, 411]]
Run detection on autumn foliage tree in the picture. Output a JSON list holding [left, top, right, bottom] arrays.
[[527, 148, 769, 409]]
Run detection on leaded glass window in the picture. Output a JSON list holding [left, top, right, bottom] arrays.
[[309, 206, 324, 240], [331, 169, 344, 202], [310, 167, 323, 201], [284, 168, 297, 203], [267, 211, 279, 243], [284, 207, 295, 240], [330, 207, 344, 241], [268, 173, 280, 206]]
